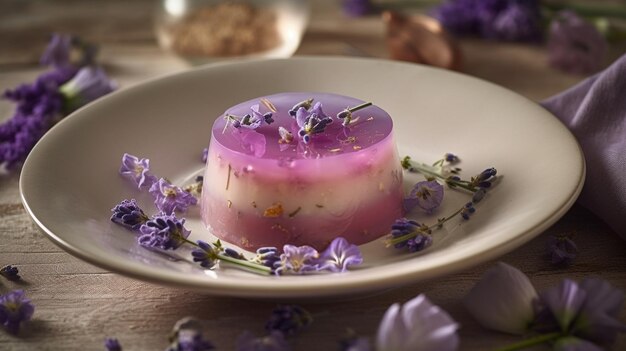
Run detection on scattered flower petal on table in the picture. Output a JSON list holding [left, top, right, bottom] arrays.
[[464, 262, 538, 335], [59, 66, 117, 112], [376, 294, 459, 351], [547, 234, 578, 266], [0, 265, 21, 281], [342, 0, 372, 17], [104, 337, 122, 351], [0, 290, 35, 335]]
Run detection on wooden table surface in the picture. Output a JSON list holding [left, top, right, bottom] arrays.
[[1, 1, 625, 350]]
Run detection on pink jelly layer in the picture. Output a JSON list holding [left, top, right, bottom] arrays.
[[201, 92, 403, 250], [201, 187, 404, 250]]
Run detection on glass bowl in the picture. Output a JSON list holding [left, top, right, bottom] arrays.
[[155, 0, 310, 64]]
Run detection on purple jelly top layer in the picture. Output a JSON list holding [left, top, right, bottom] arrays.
[[209, 92, 396, 180]]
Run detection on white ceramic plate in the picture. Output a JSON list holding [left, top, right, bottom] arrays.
[[20, 57, 584, 298]]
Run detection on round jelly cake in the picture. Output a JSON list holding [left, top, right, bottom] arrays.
[[201, 92, 403, 250]]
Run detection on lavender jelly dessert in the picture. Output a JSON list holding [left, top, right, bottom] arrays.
[[201, 92, 403, 250]]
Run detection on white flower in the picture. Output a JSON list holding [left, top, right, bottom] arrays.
[[464, 262, 538, 335], [376, 294, 459, 351]]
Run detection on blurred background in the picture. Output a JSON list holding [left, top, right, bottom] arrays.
[[1, 0, 625, 101]]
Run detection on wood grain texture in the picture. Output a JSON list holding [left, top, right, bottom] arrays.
[[1, 1, 625, 350]]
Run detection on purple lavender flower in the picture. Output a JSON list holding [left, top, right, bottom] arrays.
[[273, 245, 319, 275], [547, 11, 608, 75], [119, 153, 157, 189], [406, 234, 432, 253], [59, 66, 116, 112], [251, 104, 274, 125], [464, 262, 538, 335], [434, 0, 541, 42], [491, 2, 542, 42], [376, 294, 459, 351], [110, 199, 149, 231], [535, 278, 626, 346], [236, 331, 290, 351], [0, 265, 21, 281], [342, 0, 372, 17], [472, 188, 487, 203], [389, 218, 431, 251], [316, 237, 363, 273], [191, 240, 218, 268], [444, 153, 458, 163], [0, 290, 35, 334], [254, 247, 281, 270], [105, 338, 122, 351], [265, 305, 313, 336], [295, 107, 332, 144], [547, 234, 578, 266], [403, 180, 444, 213], [461, 202, 476, 220], [138, 213, 191, 250], [40, 33, 72, 68], [201, 148, 209, 163], [149, 178, 198, 214], [288, 98, 313, 117], [0, 67, 73, 169]]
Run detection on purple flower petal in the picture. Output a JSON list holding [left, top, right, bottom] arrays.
[[40, 33, 72, 68], [295, 107, 308, 129], [376, 294, 459, 351], [404, 180, 444, 213], [59, 66, 116, 111], [274, 245, 319, 275], [316, 237, 363, 273], [149, 178, 197, 214], [119, 153, 157, 190], [538, 279, 587, 333], [0, 290, 35, 334], [464, 262, 537, 335]]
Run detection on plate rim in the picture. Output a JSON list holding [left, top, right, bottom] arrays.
[[19, 56, 586, 298]]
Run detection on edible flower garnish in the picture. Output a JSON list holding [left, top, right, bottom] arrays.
[[278, 126, 294, 144], [138, 213, 191, 250], [0, 290, 35, 335], [119, 153, 157, 190], [149, 178, 198, 215], [336, 102, 373, 126], [295, 104, 334, 144], [110, 199, 150, 231], [316, 237, 363, 273], [403, 180, 444, 213], [288, 98, 314, 117], [223, 103, 274, 131]]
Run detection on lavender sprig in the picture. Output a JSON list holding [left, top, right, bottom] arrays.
[[0, 265, 21, 281], [386, 201, 478, 250], [191, 240, 272, 275], [401, 156, 497, 193], [336, 102, 373, 126]]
